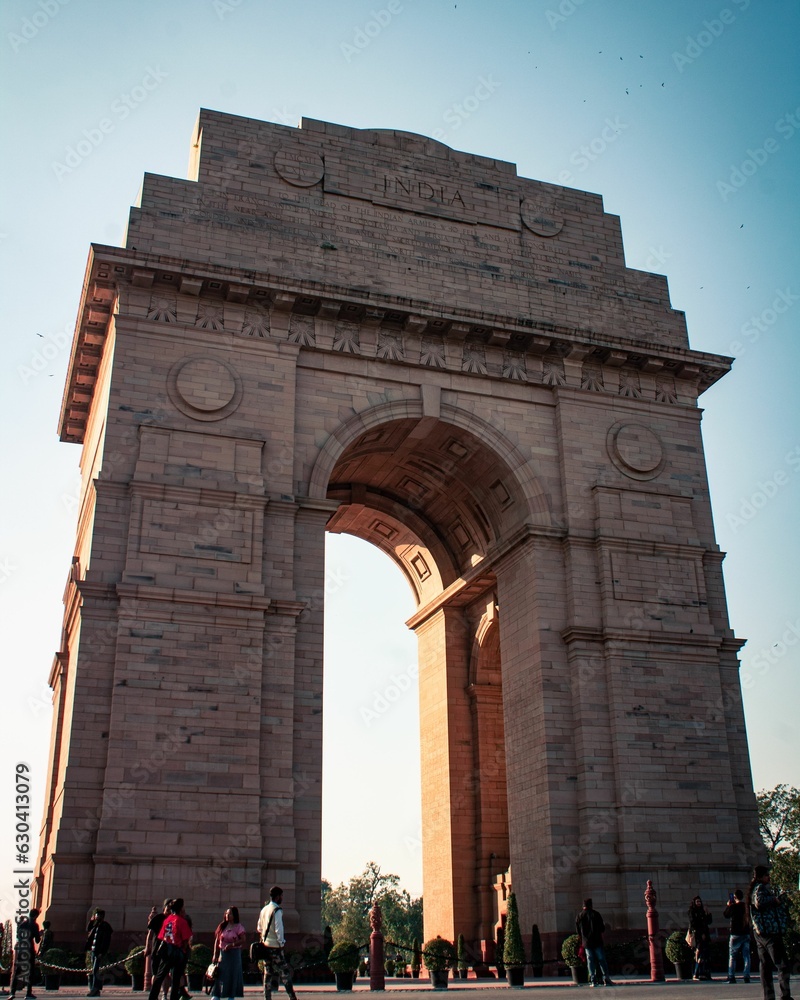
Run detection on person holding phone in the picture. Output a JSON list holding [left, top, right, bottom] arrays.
[[724, 890, 751, 983]]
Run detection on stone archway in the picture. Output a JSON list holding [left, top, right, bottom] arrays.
[[319, 409, 527, 950], [35, 110, 761, 952]]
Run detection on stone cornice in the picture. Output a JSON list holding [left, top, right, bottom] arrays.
[[115, 581, 272, 614], [60, 244, 734, 444]]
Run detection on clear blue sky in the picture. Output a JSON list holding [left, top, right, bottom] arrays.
[[1, 0, 798, 910]]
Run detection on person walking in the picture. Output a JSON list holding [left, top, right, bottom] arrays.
[[144, 902, 171, 991], [724, 890, 751, 984], [8, 908, 41, 1000], [148, 899, 193, 1000], [575, 898, 615, 988], [85, 909, 113, 997], [688, 896, 713, 981], [256, 887, 297, 1000], [748, 865, 792, 1000], [210, 908, 246, 1000]]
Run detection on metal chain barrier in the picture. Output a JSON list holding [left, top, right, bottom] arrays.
[[38, 945, 145, 974]]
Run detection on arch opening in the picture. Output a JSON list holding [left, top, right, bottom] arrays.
[[323, 416, 513, 953], [321, 532, 422, 895]]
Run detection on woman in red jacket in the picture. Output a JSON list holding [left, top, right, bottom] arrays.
[[148, 899, 193, 1000]]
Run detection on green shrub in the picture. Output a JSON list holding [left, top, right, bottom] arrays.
[[124, 947, 146, 977], [327, 940, 360, 973], [529, 924, 543, 970], [503, 893, 526, 968], [187, 943, 213, 974], [39, 947, 71, 971], [561, 934, 584, 968], [423, 936, 456, 972], [665, 930, 692, 966]]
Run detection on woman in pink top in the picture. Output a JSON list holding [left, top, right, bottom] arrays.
[[210, 907, 246, 1000]]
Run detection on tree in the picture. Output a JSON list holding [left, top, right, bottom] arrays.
[[503, 892, 526, 969], [321, 861, 423, 953], [757, 784, 800, 952], [757, 785, 800, 852]]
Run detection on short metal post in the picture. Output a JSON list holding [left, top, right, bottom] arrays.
[[645, 879, 665, 982]]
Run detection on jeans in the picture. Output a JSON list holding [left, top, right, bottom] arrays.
[[585, 945, 611, 985], [728, 934, 751, 980], [754, 933, 791, 1000], [89, 951, 104, 993], [693, 938, 710, 979]]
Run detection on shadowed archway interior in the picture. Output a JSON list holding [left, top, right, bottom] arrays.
[[325, 416, 513, 957]]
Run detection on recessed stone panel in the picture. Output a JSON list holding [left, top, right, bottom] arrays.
[[139, 499, 253, 563]]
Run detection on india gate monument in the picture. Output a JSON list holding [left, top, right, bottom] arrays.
[[36, 111, 760, 954]]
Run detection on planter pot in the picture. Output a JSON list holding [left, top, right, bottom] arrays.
[[531, 967, 544, 979], [412, 971, 420, 979], [506, 967, 525, 988], [188, 972, 204, 991], [430, 969, 450, 989], [335, 971, 355, 991], [131, 974, 144, 991], [44, 974, 61, 991], [673, 961, 692, 981], [459, 969, 469, 980], [570, 966, 589, 985]]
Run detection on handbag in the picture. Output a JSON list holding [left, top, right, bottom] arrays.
[[249, 940, 268, 963], [685, 929, 696, 949], [204, 963, 218, 983], [250, 908, 276, 963]]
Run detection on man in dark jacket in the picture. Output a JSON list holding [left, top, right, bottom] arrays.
[[85, 909, 113, 997], [9, 908, 41, 999], [724, 889, 751, 983], [576, 899, 615, 987]]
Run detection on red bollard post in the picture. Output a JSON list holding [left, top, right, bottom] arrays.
[[370, 902, 385, 991], [645, 880, 665, 982]]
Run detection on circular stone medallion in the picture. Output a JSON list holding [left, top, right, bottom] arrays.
[[520, 198, 564, 237], [607, 422, 665, 480], [167, 356, 243, 421], [274, 147, 325, 187]]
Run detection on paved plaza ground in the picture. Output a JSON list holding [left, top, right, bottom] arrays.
[[3, 978, 773, 999]]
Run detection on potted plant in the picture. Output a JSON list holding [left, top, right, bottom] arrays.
[[561, 934, 588, 985], [124, 946, 146, 991], [328, 940, 359, 991], [503, 893, 526, 987], [411, 939, 422, 979], [395, 953, 407, 977], [385, 956, 396, 977], [529, 924, 544, 978], [424, 936, 456, 989], [40, 947, 70, 991], [665, 930, 693, 980], [187, 943, 212, 992], [457, 934, 469, 980]]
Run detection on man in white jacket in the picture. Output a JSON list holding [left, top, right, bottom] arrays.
[[256, 887, 297, 1000]]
